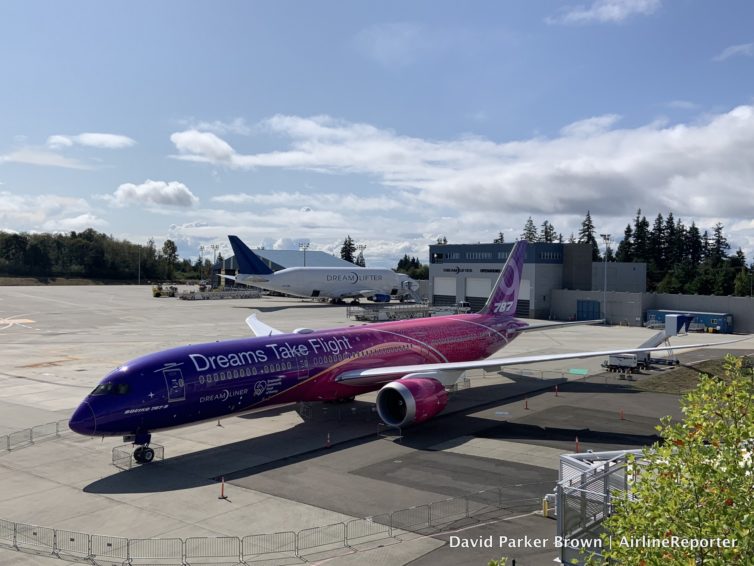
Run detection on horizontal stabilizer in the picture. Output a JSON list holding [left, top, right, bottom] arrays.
[[520, 319, 604, 333]]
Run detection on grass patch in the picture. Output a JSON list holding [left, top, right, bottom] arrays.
[[634, 356, 752, 395]]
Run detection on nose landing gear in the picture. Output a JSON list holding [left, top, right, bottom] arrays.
[[133, 445, 155, 464], [131, 431, 154, 464]]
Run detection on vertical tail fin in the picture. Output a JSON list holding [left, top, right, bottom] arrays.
[[478, 240, 527, 316], [228, 235, 274, 275]]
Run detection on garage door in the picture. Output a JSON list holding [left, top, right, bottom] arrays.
[[465, 277, 492, 298], [433, 277, 457, 296]]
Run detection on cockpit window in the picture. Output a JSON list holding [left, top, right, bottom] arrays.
[[90, 382, 130, 396], [91, 383, 113, 396]]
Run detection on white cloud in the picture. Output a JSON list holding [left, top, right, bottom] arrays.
[[108, 180, 199, 208], [43, 213, 107, 231], [667, 100, 700, 110], [0, 192, 106, 231], [46, 132, 136, 149], [0, 149, 91, 170], [547, 0, 661, 25], [560, 114, 622, 137], [166, 104, 754, 261], [713, 42, 754, 62], [170, 130, 236, 164], [180, 118, 252, 135], [211, 191, 401, 212]]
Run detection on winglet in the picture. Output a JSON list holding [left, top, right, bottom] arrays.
[[245, 314, 284, 337], [228, 235, 274, 275], [478, 240, 527, 316]]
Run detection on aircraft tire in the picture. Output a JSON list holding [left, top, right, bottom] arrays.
[[134, 446, 155, 464]]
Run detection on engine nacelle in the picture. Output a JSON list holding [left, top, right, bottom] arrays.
[[369, 293, 391, 303], [376, 378, 448, 428]]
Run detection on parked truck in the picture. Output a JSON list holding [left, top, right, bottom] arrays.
[[602, 353, 642, 373]]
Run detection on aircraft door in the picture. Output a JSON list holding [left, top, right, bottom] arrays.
[[163, 368, 186, 402], [297, 357, 309, 382]]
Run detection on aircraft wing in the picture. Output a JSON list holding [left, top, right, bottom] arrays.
[[520, 319, 604, 332], [336, 338, 745, 386], [245, 314, 284, 337]]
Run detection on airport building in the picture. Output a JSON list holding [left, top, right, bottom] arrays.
[[429, 242, 646, 317], [430, 241, 754, 332]]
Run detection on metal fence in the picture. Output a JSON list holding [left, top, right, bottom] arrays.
[[0, 420, 70, 454], [556, 450, 647, 565], [0, 486, 543, 564]]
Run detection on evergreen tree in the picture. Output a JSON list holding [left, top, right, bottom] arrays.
[[162, 239, 178, 279], [577, 210, 600, 261], [615, 224, 634, 262], [521, 217, 538, 242], [701, 230, 711, 262], [493, 232, 505, 244], [340, 235, 356, 263], [710, 222, 730, 266], [395, 255, 428, 280], [733, 270, 751, 296], [686, 222, 703, 267], [539, 220, 557, 243], [355, 250, 366, 267], [632, 209, 650, 262]]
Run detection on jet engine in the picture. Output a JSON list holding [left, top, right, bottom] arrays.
[[376, 377, 448, 428]]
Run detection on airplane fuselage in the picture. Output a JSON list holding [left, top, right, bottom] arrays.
[[236, 267, 413, 301], [70, 313, 527, 438]]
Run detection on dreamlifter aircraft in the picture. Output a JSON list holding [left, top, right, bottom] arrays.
[[69, 241, 732, 463], [226, 235, 418, 303]]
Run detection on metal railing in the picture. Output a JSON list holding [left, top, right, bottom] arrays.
[[0, 419, 547, 563], [556, 451, 647, 565], [0, 487, 543, 564], [0, 420, 70, 454]]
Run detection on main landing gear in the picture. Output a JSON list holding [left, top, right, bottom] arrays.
[[131, 432, 154, 464]]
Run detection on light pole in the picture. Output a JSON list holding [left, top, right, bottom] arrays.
[[298, 241, 310, 266], [199, 245, 206, 281], [137, 244, 141, 285], [209, 244, 219, 287], [600, 233, 611, 324]]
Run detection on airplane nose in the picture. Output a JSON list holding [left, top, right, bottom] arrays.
[[69, 401, 97, 435]]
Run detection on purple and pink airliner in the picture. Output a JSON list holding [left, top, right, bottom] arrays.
[[69, 241, 726, 463]]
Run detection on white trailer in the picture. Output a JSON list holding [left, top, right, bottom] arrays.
[[602, 353, 639, 373]]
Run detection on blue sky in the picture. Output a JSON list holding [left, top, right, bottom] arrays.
[[2, 0, 754, 267]]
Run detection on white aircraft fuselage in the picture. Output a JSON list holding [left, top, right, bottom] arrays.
[[236, 266, 414, 301]]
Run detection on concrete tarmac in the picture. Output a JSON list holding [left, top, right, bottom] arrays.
[[0, 285, 751, 565]]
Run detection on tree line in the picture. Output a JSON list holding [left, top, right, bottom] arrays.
[[517, 210, 752, 295], [0, 229, 211, 282]]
